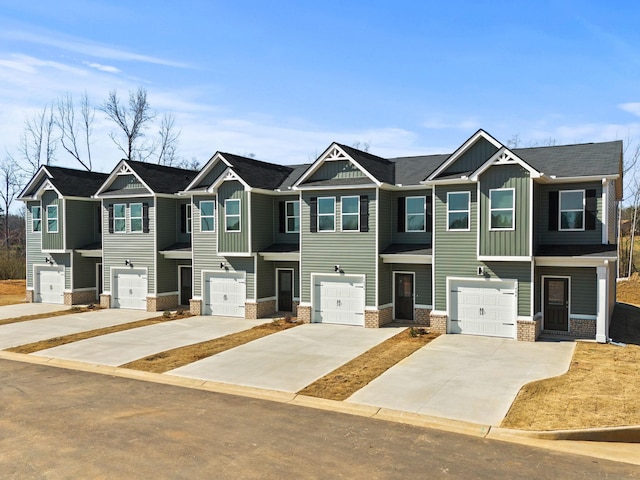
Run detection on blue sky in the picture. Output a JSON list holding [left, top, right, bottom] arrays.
[[1, 0, 639, 177]]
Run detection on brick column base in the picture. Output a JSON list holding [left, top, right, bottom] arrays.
[[428, 314, 448, 334], [256, 300, 276, 318], [570, 318, 596, 339], [26, 289, 34, 303], [190, 299, 202, 316], [297, 305, 311, 324], [414, 308, 432, 325], [147, 295, 179, 312], [70, 290, 99, 305], [63, 292, 73, 306], [100, 294, 111, 309], [517, 319, 540, 342], [365, 307, 393, 328]]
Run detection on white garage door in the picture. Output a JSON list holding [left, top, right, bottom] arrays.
[[35, 266, 65, 304], [449, 279, 517, 338], [313, 275, 365, 326], [204, 272, 246, 317], [113, 269, 147, 310]]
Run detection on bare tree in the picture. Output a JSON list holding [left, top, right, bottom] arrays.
[[56, 92, 95, 171], [156, 112, 181, 166], [101, 87, 156, 161], [0, 155, 23, 251], [18, 105, 57, 176], [352, 141, 370, 152]]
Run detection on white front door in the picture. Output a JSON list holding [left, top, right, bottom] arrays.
[[449, 279, 517, 338], [35, 266, 65, 304], [204, 272, 246, 317], [113, 269, 147, 310], [313, 275, 365, 326]]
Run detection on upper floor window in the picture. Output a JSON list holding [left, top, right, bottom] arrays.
[[447, 192, 470, 231], [341, 196, 359, 231], [406, 196, 426, 232], [114, 204, 126, 233], [200, 201, 215, 232], [130, 203, 143, 233], [286, 201, 299, 233], [489, 189, 515, 230], [225, 199, 241, 232], [32, 206, 41, 232], [318, 197, 336, 232], [559, 190, 584, 231], [46, 205, 58, 233]]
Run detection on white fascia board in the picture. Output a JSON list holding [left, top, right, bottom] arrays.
[[159, 251, 192, 260], [537, 174, 619, 184], [95, 160, 153, 196], [535, 256, 613, 267], [427, 129, 503, 181], [259, 252, 300, 261], [381, 184, 432, 191], [380, 254, 432, 264], [208, 168, 252, 193], [293, 183, 379, 191], [469, 147, 541, 181], [422, 177, 476, 186], [76, 249, 103, 258], [18, 165, 52, 200], [184, 153, 232, 191]]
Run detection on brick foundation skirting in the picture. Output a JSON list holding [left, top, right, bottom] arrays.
[[190, 299, 202, 316], [517, 319, 541, 342], [70, 290, 99, 306], [542, 318, 596, 340], [364, 307, 393, 328], [246, 300, 277, 319], [146, 294, 179, 312], [100, 294, 111, 309], [26, 289, 34, 303], [414, 308, 432, 325], [428, 315, 448, 334], [297, 305, 311, 324]]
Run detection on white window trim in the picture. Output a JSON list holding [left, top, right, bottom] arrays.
[[32, 205, 42, 233], [114, 203, 126, 234], [317, 197, 336, 232], [406, 196, 426, 233], [446, 191, 470, 232], [285, 200, 300, 233], [46, 204, 58, 233], [130, 203, 143, 233], [341, 196, 360, 232], [559, 189, 585, 232], [225, 198, 241, 232], [200, 200, 216, 232], [489, 188, 515, 231]]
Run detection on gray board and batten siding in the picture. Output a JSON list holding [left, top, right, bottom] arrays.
[[65, 200, 101, 249], [217, 181, 249, 254], [256, 257, 300, 299], [534, 266, 597, 316], [41, 190, 64, 251], [156, 197, 180, 294], [441, 137, 499, 177], [273, 194, 300, 245], [308, 160, 367, 182]]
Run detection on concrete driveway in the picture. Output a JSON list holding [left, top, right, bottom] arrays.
[[0, 303, 69, 320], [347, 335, 575, 426], [168, 323, 403, 393], [33, 316, 269, 366], [0, 309, 159, 349]]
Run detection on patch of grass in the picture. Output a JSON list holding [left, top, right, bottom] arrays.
[[6, 310, 191, 354], [298, 328, 439, 401], [0, 279, 26, 306], [121, 318, 301, 373], [617, 274, 640, 308]]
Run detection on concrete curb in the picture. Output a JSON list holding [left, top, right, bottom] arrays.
[[1, 349, 639, 466]]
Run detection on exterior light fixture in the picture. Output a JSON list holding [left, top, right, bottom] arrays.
[[125, 259, 131, 266], [334, 265, 340, 273]]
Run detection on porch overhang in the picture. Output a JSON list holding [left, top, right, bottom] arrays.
[[75, 242, 102, 258], [258, 243, 300, 262], [380, 244, 432, 264], [159, 242, 192, 260]]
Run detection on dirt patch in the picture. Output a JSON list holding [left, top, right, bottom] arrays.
[[298, 328, 439, 401], [0, 279, 26, 306], [502, 306, 640, 430], [617, 274, 640, 307], [0, 305, 101, 327], [6, 311, 191, 354], [121, 318, 301, 373]]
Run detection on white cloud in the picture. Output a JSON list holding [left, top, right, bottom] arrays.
[[422, 118, 480, 130], [619, 103, 640, 117], [84, 62, 121, 74]]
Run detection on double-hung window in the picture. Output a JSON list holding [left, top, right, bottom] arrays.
[[225, 199, 241, 232], [286, 201, 299, 233], [114, 204, 126, 233], [341, 196, 359, 231], [406, 196, 426, 232], [130, 203, 143, 233], [200, 201, 215, 232], [318, 197, 336, 232], [46, 205, 58, 233], [559, 190, 584, 231], [447, 192, 470, 231], [489, 189, 515, 230], [32, 206, 41, 232]]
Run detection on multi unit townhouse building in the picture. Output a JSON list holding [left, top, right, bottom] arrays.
[[20, 130, 623, 343]]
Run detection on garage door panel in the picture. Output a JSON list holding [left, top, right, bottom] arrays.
[[204, 272, 246, 317], [36, 266, 65, 304], [314, 276, 365, 326], [113, 270, 147, 310]]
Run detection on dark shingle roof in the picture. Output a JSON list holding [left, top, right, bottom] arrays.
[[513, 141, 622, 178], [389, 154, 450, 185], [336, 144, 395, 184], [260, 243, 300, 253], [126, 160, 198, 193], [278, 164, 310, 191], [43, 166, 108, 197], [381, 244, 432, 255], [220, 153, 294, 190], [536, 244, 618, 257]]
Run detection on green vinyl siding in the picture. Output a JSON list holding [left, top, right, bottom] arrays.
[[218, 181, 249, 253], [537, 182, 602, 245], [274, 195, 300, 244], [157, 259, 191, 295], [378, 261, 392, 305], [308, 160, 366, 182], [194, 256, 255, 300], [194, 161, 228, 189], [442, 138, 498, 176], [102, 199, 155, 294], [390, 190, 433, 245], [252, 193, 274, 252], [72, 252, 99, 290], [157, 197, 182, 294], [300, 188, 377, 305], [105, 174, 146, 192], [41, 190, 63, 250], [479, 165, 530, 256], [192, 195, 217, 295], [176, 199, 191, 243], [378, 190, 392, 250], [65, 200, 101, 249], [25, 201, 41, 288], [50, 253, 72, 290], [535, 266, 597, 316], [256, 259, 301, 299], [434, 184, 531, 316]]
